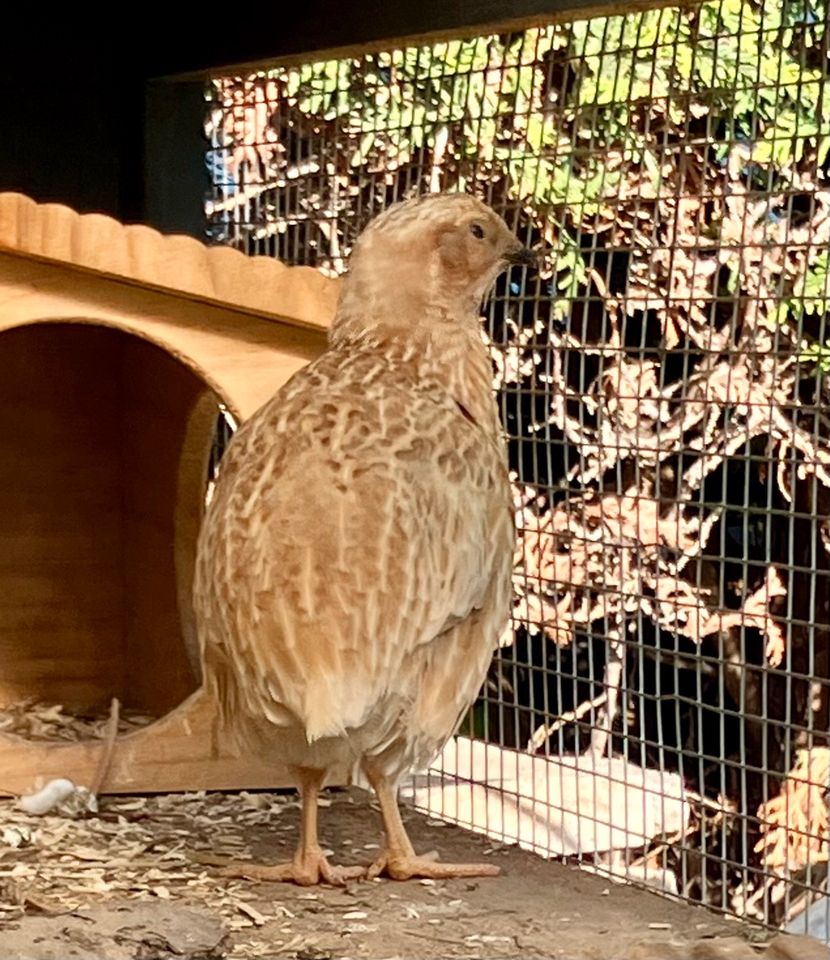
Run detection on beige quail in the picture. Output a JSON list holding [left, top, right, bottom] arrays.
[[194, 193, 530, 884]]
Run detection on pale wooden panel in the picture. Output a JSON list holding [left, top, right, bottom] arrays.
[[0, 201, 340, 794], [0, 252, 327, 422], [174, 391, 222, 680], [0, 192, 340, 330], [0, 324, 215, 718]]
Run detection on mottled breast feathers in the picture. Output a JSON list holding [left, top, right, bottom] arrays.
[[196, 323, 513, 767]]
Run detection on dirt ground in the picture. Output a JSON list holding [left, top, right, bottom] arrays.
[[1, 787, 827, 960]]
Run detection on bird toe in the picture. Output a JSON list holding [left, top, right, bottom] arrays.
[[372, 852, 501, 881]]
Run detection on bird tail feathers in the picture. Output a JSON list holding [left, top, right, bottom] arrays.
[[303, 694, 348, 743], [302, 676, 375, 744]]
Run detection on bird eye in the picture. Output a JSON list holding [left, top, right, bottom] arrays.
[[469, 222, 485, 239]]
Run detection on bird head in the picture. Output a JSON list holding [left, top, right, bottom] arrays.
[[333, 193, 534, 341]]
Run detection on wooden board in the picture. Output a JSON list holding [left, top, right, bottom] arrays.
[[119, 334, 212, 716], [0, 192, 340, 332], [0, 251, 327, 422], [0, 325, 126, 712], [0, 690, 350, 796]]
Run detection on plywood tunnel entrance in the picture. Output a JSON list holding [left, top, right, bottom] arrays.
[[0, 322, 221, 726]]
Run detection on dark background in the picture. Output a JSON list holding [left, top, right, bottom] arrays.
[[0, 2, 644, 236]]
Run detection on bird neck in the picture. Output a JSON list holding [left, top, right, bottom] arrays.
[[330, 306, 501, 438], [331, 249, 485, 335]]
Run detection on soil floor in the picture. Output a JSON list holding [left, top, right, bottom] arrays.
[[1, 788, 827, 960]]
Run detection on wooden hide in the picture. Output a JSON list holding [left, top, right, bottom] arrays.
[[0, 193, 344, 795]]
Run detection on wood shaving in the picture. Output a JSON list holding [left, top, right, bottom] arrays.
[[0, 700, 155, 743], [0, 790, 292, 924]]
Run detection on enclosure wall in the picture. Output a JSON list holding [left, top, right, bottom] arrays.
[[205, 0, 830, 933]]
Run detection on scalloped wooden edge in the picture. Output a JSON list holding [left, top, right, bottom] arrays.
[[0, 192, 340, 330]]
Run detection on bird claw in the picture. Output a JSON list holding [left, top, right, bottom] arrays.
[[319, 860, 367, 886], [367, 850, 500, 881], [219, 854, 366, 887]]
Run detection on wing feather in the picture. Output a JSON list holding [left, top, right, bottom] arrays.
[[194, 347, 513, 748]]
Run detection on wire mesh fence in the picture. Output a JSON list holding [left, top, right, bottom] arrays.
[[205, 0, 830, 933]]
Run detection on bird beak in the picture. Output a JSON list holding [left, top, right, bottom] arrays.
[[503, 243, 537, 267]]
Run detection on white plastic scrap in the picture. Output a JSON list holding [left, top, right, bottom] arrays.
[[405, 736, 689, 858], [18, 779, 98, 817]]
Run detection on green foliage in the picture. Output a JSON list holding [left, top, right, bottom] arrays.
[[210, 0, 828, 337], [780, 249, 830, 339], [251, 0, 828, 322], [278, 0, 826, 194], [800, 339, 830, 372], [799, 250, 830, 316]]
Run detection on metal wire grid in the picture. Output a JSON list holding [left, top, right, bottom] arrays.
[[205, 0, 830, 932]]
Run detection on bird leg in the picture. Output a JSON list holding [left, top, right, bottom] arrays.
[[364, 766, 500, 881], [219, 766, 365, 886]]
